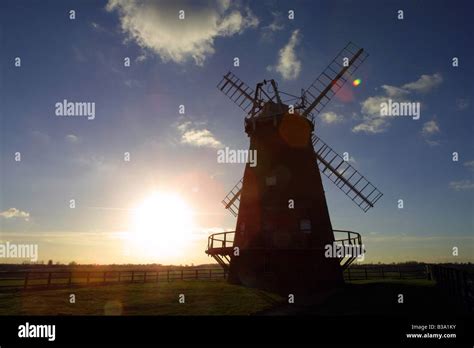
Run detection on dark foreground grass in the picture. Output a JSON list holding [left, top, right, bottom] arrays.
[[292, 279, 463, 316], [0, 280, 282, 316], [0, 279, 462, 316]]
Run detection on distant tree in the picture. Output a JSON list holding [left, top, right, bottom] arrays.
[[47, 259, 53, 266], [69, 261, 77, 266]]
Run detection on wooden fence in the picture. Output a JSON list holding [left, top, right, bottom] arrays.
[[426, 264, 473, 312], [343, 265, 427, 281], [0, 265, 429, 291], [0, 268, 226, 291]]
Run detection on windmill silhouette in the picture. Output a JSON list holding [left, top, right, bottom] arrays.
[[206, 42, 382, 294]]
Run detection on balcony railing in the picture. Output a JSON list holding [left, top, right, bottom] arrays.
[[206, 229, 363, 270]]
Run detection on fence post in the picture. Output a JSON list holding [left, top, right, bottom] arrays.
[[453, 270, 458, 295], [459, 271, 466, 299], [24, 272, 29, 289], [181, 270, 184, 280], [195, 269, 198, 280], [47, 272, 52, 288], [69, 272, 72, 286], [87, 272, 90, 284], [462, 271, 471, 311], [144, 271, 147, 283], [364, 267, 368, 280], [209, 269, 212, 279], [167, 270, 170, 282], [103, 271, 107, 283], [381, 267, 385, 279], [131, 271, 135, 283], [347, 268, 351, 281], [156, 271, 159, 283], [398, 266, 402, 279], [118, 271, 121, 282]]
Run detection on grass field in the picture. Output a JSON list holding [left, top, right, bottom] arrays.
[[0, 280, 282, 316], [0, 278, 464, 316]]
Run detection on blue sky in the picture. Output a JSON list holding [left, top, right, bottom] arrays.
[[0, 0, 473, 264]]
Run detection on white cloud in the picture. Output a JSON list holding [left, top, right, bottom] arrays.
[[136, 54, 146, 63], [319, 111, 343, 125], [270, 30, 301, 80], [464, 160, 474, 170], [421, 120, 440, 146], [72, 155, 116, 173], [90, 22, 106, 32], [425, 139, 440, 146], [65, 134, 80, 143], [182, 129, 223, 148], [261, 11, 284, 40], [352, 96, 393, 134], [402, 73, 443, 93], [449, 180, 474, 191], [353, 73, 442, 134], [421, 120, 440, 136], [177, 121, 223, 149], [352, 118, 390, 134], [106, 0, 258, 66], [381, 85, 409, 98], [30, 130, 50, 144], [0, 208, 30, 221], [177, 121, 191, 133], [361, 95, 392, 116]]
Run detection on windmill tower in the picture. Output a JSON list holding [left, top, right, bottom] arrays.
[[206, 42, 383, 295]]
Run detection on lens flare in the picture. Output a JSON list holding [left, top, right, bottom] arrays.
[[352, 78, 362, 87]]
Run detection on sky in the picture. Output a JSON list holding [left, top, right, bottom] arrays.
[[0, 0, 473, 265]]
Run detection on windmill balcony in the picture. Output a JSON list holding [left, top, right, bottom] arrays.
[[205, 229, 363, 272]]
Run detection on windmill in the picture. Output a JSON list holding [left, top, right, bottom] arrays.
[[206, 42, 382, 294]]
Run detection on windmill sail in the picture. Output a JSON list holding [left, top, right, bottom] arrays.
[[312, 135, 383, 212], [217, 71, 261, 116], [301, 42, 368, 118], [222, 177, 243, 217]]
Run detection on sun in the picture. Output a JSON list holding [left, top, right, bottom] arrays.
[[129, 192, 194, 259]]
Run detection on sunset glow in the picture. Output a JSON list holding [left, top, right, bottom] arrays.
[[129, 192, 194, 259]]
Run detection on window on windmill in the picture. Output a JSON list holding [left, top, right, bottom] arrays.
[[299, 219, 312, 234], [265, 176, 277, 186]]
